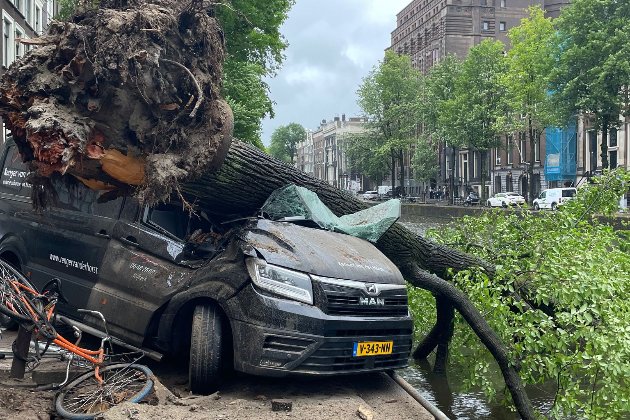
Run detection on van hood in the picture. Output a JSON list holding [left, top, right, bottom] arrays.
[[242, 219, 404, 285]]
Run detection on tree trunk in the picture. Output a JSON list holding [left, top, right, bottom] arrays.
[[399, 149, 405, 196], [480, 150, 487, 201], [528, 118, 536, 204], [600, 116, 609, 170], [183, 140, 536, 419], [391, 149, 397, 196], [450, 147, 456, 205]]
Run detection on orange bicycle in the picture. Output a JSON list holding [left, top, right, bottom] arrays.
[[0, 260, 154, 419]]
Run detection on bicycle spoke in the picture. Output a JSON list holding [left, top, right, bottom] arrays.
[[62, 367, 149, 414]]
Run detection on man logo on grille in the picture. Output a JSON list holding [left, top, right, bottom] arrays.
[[365, 283, 379, 296]]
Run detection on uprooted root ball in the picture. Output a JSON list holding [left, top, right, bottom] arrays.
[[0, 0, 233, 205]]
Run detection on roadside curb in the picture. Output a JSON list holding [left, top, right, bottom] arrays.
[[389, 371, 449, 420]]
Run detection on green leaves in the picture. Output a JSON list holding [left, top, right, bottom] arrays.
[[410, 169, 630, 418], [268, 122, 306, 163]]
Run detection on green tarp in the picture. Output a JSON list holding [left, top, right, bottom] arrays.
[[261, 184, 400, 242]]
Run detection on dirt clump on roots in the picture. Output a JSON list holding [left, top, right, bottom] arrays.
[[0, 0, 233, 206]]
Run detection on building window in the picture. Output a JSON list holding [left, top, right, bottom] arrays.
[[481, 0, 487, 5], [35, 6, 41, 33], [534, 139, 540, 162], [500, 0, 506, 7], [461, 153, 469, 183], [26, 0, 32, 25], [14, 27, 23, 60], [519, 133, 526, 163], [495, 147, 501, 165], [506, 136, 513, 165], [609, 150, 618, 168], [3, 17, 13, 68], [499, 22, 506, 31], [609, 127, 617, 147], [483, 21, 490, 31]]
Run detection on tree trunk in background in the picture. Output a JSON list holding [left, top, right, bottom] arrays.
[[528, 118, 536, 204], [399, 149, 405, 196], [391, 149, 397, 196], [450, 148, 456, 205], [600, 116, 609, 170], [182, 140, 537, 420], [480, 150, 487, 201]]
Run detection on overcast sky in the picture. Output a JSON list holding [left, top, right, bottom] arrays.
[[260, 0, 410, 146]]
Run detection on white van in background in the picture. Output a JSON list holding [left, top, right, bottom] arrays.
[[533, 188, 577, 210]]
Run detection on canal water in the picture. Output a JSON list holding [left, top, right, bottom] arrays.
[[400, 219, 556, 419]]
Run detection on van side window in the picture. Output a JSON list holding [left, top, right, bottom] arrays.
[[50, 176, 123, 218], [0, 145, 32, 197], [146, 203, 190, 240], [562, 189, 576, 198]]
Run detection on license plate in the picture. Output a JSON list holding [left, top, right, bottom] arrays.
[[353, 341, 393, 357]]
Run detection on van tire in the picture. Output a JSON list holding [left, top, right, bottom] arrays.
[[533, 203, 540, 211], [189, 303, 224, 394], [551, 202, 558, 211]]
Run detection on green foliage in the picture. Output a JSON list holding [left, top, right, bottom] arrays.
[[421, 55, 463, 148], [503, 6, 560, 133], [552, 0, 630, 127], [222, 60, 272, 148], [268, 123, 305, 163], [354, 50, 423, 186], [214, 0, 294, 145], [412, 136, 439, 182], [345, 131, 390, 184], [410, 169, 630, 418], [450, 40, 509, 152]]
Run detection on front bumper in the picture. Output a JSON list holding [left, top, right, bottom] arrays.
[[227, 285, 413, 376]]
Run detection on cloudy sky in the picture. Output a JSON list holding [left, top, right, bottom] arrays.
[[260, 0, 411, 145]]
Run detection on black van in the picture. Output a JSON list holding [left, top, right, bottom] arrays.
[[0, 140, 413, 392]]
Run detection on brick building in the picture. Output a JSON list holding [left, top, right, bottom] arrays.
[[389, 0, 577, 200]]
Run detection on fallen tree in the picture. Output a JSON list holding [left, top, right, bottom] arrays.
[[0, 1, 535, 418]]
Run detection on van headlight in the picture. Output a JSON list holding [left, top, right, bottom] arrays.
[[246, 258, 313, 305]]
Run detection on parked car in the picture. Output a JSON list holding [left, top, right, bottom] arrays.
[[533, 187, 577, 210], [487, 192, 525, 208], [0, 140, 412, 394], [362, 190, 379, 200], [463, 191, 480, 206]]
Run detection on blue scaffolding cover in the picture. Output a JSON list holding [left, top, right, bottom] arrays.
[[545, 120, 577, 182]]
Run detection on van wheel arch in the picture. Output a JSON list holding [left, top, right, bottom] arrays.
[[170, 298, 233, 392]]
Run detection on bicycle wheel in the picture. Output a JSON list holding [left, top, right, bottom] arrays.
[[55, 363, 154, 420], [0, 259, 38, 323]]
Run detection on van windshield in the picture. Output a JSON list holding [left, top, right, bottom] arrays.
[[261, 184, 400, 242]]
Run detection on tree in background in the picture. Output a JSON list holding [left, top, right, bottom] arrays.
[[421, 55, 463, 204], [552, 0, 630, 170], [268, 123, 306, 163], [215, 0, 294, 147], [503, 6, 559, 203], [446, 40, 509, 201], [356, 50, 422, 196], [411, 135, 439, 186], [345, 131, 390, 187]]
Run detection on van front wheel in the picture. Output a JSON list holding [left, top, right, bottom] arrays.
[[189, 303, 224, 394]]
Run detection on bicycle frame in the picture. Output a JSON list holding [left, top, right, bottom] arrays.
[[5, 278, 109, 382]]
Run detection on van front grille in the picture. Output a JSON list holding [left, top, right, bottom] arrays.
[[318, 282, 409, 317]]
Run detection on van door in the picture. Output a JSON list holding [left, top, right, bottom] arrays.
[[88, 200, 194, 346], [26, 176, 122, 314]]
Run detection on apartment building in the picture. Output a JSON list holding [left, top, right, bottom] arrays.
[[1, 0, 57, 143], [389, 0, 579, 199], [390, 0, 540, 74], [295, 115, 368, 192]]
